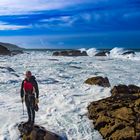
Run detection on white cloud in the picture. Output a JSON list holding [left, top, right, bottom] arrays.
[[0, 21, 31, 30], [0, 0, 93, 15], [40, 16, 71, 23], [39, 16, 74, 27]]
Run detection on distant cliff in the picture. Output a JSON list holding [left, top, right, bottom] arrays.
[[0, 42, 23, 55], [0, 42, 23, 51]]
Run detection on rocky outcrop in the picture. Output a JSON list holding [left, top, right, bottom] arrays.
[[18, 122, 63, 140], [53, 50, 87, 56], [0, 42, 23, 51], [84, 76, 110, 87], [87, 84, 140, 140], [111, 84, 140, 96], [0, 45, 11, 55], [0, 42, 23, 55]]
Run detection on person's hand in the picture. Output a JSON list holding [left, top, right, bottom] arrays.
[[35, 98, 39, 104]]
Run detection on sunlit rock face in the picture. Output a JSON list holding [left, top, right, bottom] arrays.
[[88, 84, 140, 140], [85, 76, 111, 87]]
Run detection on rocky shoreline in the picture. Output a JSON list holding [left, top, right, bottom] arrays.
[[86, 76, 140, 140], [52, 49, 135, 57]]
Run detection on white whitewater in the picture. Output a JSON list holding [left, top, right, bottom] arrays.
[[0, 50, 140, 140]]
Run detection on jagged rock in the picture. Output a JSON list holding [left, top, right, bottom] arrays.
[[18, 122, 63, 140], [111, 84, 140, 96], [111, 85, 130, 96], [0, 45, 11, 55], [53, 50, 87, 56], [84, 76, 110, 87], [128, 85, 140, 94], [87, 84, 140, 140], [95, 51, 108, 56], [122, 51, 135, 55]]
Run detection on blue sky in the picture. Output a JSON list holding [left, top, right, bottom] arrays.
[[0, 0, 139, 49]]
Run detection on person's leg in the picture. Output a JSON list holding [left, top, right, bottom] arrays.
[[25, 95, 32, 122], [30, 95, 35, 124]]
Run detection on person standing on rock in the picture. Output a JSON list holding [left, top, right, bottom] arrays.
[[20, 71, 39, 124]]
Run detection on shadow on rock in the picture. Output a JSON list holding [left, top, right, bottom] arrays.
[[18, 122, 66, 140]]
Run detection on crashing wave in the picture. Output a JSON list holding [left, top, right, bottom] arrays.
[[79, 47, 140, 60], [79, 48, 98, 57]]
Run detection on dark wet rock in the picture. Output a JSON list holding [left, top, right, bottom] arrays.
[[128, 85, 140, 94], [7, 67, 15, 72], [0, 66, 20, 77], [11, 73, 20, 77], [111, 84, 140, 96], [48, 59, 59, 61], [18, 122, 63, 140], [7, 80, 19, 84], [95, 51, 108, 56], [0, 46, 11, 55], [53, 52, 59, 56], [38, 78, 59, 84], [53, 50, 88, 56], [84, 76, 110, 87], [122, 51, 135, 55], [11, 50, 23, 55], [0, 66, 15, 72], [69, 65, 82, 69], [94, 72, 103, 75], [87, 84, 140, 140], [111, 85, 130, 96]]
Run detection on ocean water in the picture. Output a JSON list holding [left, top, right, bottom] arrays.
[[0, 47, 140, 140]]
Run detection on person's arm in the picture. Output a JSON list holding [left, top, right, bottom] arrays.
[[34, 80, 39, 99], [20, 80, 24, 99]]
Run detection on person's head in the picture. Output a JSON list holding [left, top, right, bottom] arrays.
[[25, 71, 32, 79]]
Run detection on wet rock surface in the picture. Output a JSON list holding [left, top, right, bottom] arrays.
[[85, 76, 111, 87], [11, 50, 23, 55], [95, 51, 109, 56], [111, 84, 140, 96], [53, 50, 88, 56], [18, 122, 63, 140], [87, 84, 140, 140], [122, 51, 135, 55]]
